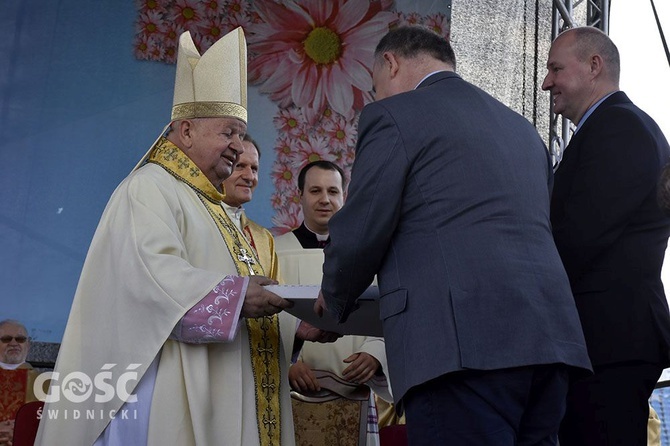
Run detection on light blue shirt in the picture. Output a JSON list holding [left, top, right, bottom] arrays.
[[574, 91, 618, 134]]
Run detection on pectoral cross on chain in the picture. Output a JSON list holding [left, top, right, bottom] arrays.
[[238, 248, 256, 275]]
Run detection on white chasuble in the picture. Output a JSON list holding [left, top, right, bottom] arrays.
[[274, 232, 325, 286], [274, 232, 391, 401], [275, 232, 391, 446], [35, 139, 297, 446]]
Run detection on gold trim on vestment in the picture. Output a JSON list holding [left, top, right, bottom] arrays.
[[171, 101, 247, 122], [148, 138, 282, 446], [241, 214, 279, 280]]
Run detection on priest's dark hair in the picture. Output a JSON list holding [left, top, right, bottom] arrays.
[[297, 160, 345, 193], [243, 133, 261, 160]]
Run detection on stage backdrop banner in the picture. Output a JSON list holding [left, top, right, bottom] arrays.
[[133, 0, 452, 234], [3, 0, 557, 343]]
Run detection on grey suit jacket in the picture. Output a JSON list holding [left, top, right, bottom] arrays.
[[321, 71, 592, 404]]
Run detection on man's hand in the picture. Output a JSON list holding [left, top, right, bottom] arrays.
[[342, 352, 381, 384], [296, 321, 341, 343], [289, 360, 320, 392], [314, 290, 327, 316], [242, 276, 292, 318]]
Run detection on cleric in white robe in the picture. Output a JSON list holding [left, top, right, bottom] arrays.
[[34, 28, 335, 446], [275, 161, 392, 446]]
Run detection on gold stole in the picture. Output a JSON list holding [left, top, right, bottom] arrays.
[[148, 138, 282, 446], [241, 214, 279, 281]]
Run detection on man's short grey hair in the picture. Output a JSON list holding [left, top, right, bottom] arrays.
[[374, 25, 456, 70], [0, 319, 28, 334]]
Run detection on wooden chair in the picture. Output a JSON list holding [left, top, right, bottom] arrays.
[[291, 369, 370, 446]]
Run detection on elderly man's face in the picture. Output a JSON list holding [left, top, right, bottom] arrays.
[[185, 117, 247, 188], [0, 323, 30, 365]]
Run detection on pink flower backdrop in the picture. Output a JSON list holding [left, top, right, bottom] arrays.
[[135, 0, 451, 234]]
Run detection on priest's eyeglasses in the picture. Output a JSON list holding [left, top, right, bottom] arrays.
[[0, 336, 28, 344]]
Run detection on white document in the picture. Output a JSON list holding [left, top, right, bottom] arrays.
[[265, 285, 382, 336]]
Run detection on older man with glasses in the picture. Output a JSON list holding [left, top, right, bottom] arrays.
[[0, 319, 31, 370], [0, 319, 34, 446]]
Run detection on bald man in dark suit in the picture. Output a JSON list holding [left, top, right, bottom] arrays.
[[543, 26, 670, 446]]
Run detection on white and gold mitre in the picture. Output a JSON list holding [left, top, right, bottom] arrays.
[[171, 27, 247, 123]]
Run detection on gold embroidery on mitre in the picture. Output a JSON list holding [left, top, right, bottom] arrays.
[[170, 28, 248, 123], [149, 140, 282, 446], [132, 28, 248, 174], [171, 102, 247, 122]]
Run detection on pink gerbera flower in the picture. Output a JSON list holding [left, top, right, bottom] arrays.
[[157, 22, 184, 63], [401, 12, 422, 26], [134, 33, 154, 60], [290, 135, 338, 170], [163, 44, 178, 63], [272, 205, 303, 233], [161, 21, 184, 44], [137, 10, 166, 36], [228, 10, 254, 32], [274, 134, 302, 163], [172, 0, 207, 32], [149, 40, 166, 60], [271, 191, 286, 209], [323, 113, 357, 151], [287, 188, 303, 207], [274, 107, 307, 137], [247, 0, 396, 124], [224, 0, 250, 16], [425, 12, 451, 40], [202, 0, 225, 18], [199, 16, 230, 48], [137, 0, 167, 15], [341, 146, 356, 169], [272, 162, 297, 189]]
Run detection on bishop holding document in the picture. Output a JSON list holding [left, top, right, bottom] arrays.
[[315, 26, 592, 445], [36, 28, 336, 446]]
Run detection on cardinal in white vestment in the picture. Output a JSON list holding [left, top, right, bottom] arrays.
[[34, 28, 336, 446]]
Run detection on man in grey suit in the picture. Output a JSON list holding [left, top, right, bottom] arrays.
[[315, 26, 592, 445]]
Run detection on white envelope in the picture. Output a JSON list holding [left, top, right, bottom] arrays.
[[265, 285, 382, 336]]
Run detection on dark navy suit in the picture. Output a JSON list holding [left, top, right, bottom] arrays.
[[321, 72, 592, 445], [551, 91, 670, 446]]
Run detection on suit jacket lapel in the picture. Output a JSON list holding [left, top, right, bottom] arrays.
[[556, 91, 630, 174]]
